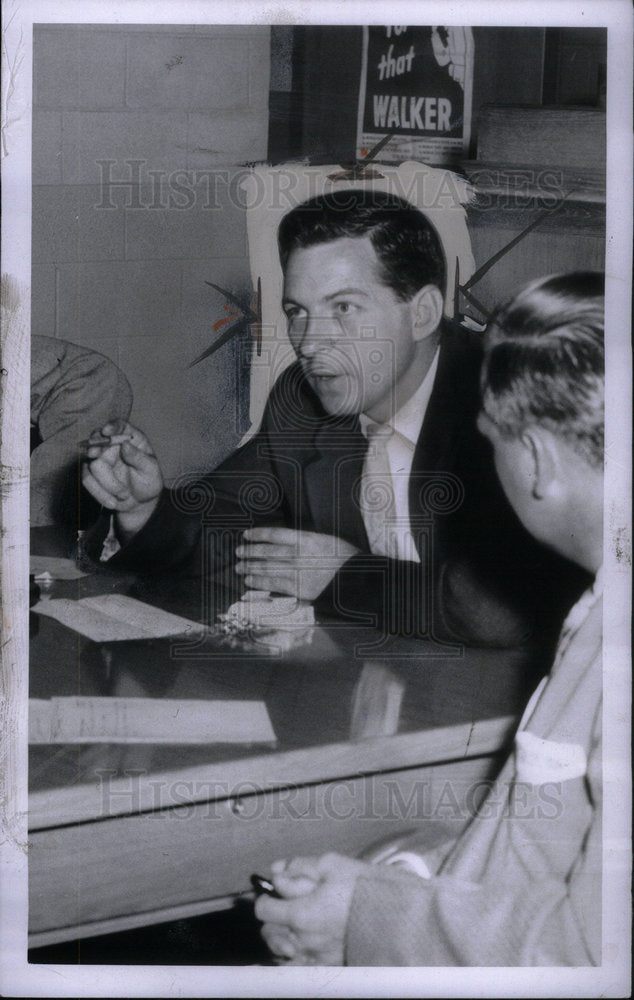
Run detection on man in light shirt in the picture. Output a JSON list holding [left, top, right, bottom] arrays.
[[81, 192, 586, 645], [255, 271, 605, 966]]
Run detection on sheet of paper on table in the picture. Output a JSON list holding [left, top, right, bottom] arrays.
[[29, 697, 276, 744], [30, 555, 88, 580], [32, 593, 206, 641], [350, 663, 405, 739]]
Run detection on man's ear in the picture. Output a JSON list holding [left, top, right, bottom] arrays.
[[523, 427, 560, 500], [411, 284, 444, 341]]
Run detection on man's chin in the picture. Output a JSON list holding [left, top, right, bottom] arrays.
[[316, 395, 361, 418], [310, 383, 361, 417]]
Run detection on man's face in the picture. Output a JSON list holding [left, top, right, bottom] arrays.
[[282, 236, 419, 420]]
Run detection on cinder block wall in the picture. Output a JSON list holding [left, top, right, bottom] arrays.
[[32, 24, 270, 480]]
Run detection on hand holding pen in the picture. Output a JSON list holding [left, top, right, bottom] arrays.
[[252, 863, 317, 964], [253, 853, 364, 965]]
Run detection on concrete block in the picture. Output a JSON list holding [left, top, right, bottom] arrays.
[[46, 254, 247, 478], [126, 35, 250, 110], [187, 113, 268, 168], [180, 257, 252, 361], [189, 37, 252, 109], [192, 26, 270, 37], [111, 310, 227, 478], [180, 337, 245, 475], [468, 228, 606, 314], [116, 337, 181, 474], [32, 185, 125, 263], [54, 261, 132, 351], [62, 111, 189, 185], [120, 325, 243, 480], [124, 179, 246, 260], [119, 260, 184, 341], [105, 255, 249, 478], [126, 34, 189, 109], [33, 27, 126, 109], [81, 25, 196, 33], [53, 258, 186, 458], [181, 259, 254, 451], [33, 113, 63, 185], [55, 259, 182, 350]]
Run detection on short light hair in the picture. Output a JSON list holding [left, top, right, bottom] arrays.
[[481, 272, 604, 468]]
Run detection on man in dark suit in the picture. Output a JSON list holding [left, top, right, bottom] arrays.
[[81, 191, 586, 645]]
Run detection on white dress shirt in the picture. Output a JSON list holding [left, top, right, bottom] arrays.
[[359, 348, 440, 562]]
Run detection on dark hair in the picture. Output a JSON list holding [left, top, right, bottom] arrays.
[[277, 190, 446, 300], [481, 272, 605, 468]]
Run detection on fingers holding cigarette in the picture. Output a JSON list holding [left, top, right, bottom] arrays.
[[81, 420, 164, 516], [83, 432, 132, 448], [81, 422, 154, 458]]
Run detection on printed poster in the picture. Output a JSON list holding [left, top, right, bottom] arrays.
[[357, 25, 474, 164]]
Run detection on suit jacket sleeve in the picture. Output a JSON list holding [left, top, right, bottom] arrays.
[[346, 610, 603, 966], [345, 825, 601, 966], [83, 350, 588, 646], [81, 419, 289, 584], [347, 762, 602, 967]]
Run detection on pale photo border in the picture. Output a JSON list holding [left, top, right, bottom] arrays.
[[1, 1, 631, 996]]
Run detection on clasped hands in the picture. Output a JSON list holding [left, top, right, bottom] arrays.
[[235, 527, 359, 601], [82, 422, 360, 592], [254, 852, 365, 966]]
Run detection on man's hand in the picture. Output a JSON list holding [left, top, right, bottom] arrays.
[[81, 421, 163, 539], [235, 528, 360, 601], [254, 852, 365, 966]]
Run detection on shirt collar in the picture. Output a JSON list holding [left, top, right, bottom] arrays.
[[359, 347, 440, 447], [559, 564, 604, 639]]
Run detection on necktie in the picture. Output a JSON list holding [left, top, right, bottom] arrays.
[[360, 422, 398, 558]]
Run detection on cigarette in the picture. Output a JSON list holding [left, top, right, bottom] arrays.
[[80, 433, 132, 450]]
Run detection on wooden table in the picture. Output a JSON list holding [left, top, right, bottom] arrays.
[[28, 551, 541, 948]]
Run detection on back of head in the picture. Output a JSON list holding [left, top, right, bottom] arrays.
[[481, 272, 605, 469], [277, 189, 446, 301]]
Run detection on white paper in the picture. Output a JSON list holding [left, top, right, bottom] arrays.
[[28, 696, 276, 744], [350, 662, 405, 738], [32, 593, 207, 641], [30, 555, 88, 580]]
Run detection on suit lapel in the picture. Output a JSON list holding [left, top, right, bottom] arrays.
[[292, 327, 483, 550], [413, 326, 482, 472], [408, 325, 483, 534], [303, 419, 369, 549]]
